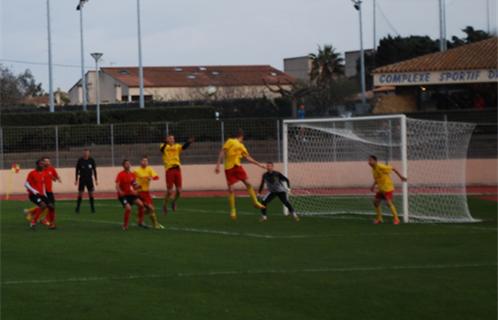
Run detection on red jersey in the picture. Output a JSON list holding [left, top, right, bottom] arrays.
[[43, 166, 59, 193], [25, 170, 45, 196], [115, 170, 137, 196]]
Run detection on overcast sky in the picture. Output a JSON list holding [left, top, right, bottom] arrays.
[[0, 0, 495, 92]]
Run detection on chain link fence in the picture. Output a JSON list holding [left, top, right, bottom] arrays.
[[0, 119, 283, 170], [0, 117, 495, 171]]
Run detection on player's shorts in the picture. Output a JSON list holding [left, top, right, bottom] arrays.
[[225, 165, 248, 186], [375, 191, 394, 201], [46, 192, 55, 205], [138, 191, 153, 206], [166, 167, 182, 189], [78, 179, 95, 192], [29, 194, 49, 207], [118, 195, 138, 207]]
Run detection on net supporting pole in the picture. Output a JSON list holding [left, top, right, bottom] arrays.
[[55, 126, 60, 168], [400, 115, 409, 223], [282, 122, 289, 216], [276, 119, 281, 162], [110, 124, 115, 167]]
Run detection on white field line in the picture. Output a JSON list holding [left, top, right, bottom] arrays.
[[64, 218, 496, 239], [2, 262, 495, 286]]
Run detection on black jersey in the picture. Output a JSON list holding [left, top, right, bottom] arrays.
[[258, 171, 290, 193], [76, 157, 97, 181]]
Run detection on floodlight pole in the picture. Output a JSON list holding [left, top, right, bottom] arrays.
[[438, 0, 447, 51], [47, 0, 55, 113], [91, 53, 103, 125], [352, 0, 367, 105], [78, 0, 89, 111], [137, 0, 145, 109]]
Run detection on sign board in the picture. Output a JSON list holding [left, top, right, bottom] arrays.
[[374, 69, 498, 87]]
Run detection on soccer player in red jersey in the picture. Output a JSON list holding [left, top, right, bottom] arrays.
[[41, 157, 61, 227], [115, 159, 146, 231], [24, 159, 54, 230]]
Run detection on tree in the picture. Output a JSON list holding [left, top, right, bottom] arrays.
[[449, 26, 491, 48], [0, 65, 44, 107], [309, 45, 345, 87]]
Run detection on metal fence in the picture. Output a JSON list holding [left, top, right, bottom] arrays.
[[0, 117, 495, 171], [0, 119, 283, 170]]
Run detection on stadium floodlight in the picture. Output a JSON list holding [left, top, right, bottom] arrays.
[[46, 0, 55, 113], [283, 115, 477, 223], [90, 53, 103, 125], [77, 0, 89, 111], [351, 0, 367, 105], [136, 0, 145, 109]]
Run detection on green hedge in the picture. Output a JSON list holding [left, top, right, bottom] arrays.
[[1, 106, 216, 126]]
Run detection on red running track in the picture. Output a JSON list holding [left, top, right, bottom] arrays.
[[1, 186, 496, 201]]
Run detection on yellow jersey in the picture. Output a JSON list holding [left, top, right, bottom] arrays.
[[161, 143, 183, 170], [372, 163, 394, 193], [223, 138, 248, 170], [133, 166, 159, 192]]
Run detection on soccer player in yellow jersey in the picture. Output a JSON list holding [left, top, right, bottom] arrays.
[[215, 129, 266, 220], [368, 155, 407, 225], [134, 156, 164, 229], [160, 135, 194, 214]]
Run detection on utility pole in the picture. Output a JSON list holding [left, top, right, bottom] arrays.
[[352, 0, 367, 105], [137, 0, 145, 109], [439, 0, 447, 51], [77, 0, 89, 111], [47, 0, 55, 112]]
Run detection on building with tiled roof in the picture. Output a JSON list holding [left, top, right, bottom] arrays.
[[371, 38, 497, 113], [68, 65, 295, 105]]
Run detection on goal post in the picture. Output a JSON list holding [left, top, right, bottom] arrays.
[[282, 114, 477, 223]]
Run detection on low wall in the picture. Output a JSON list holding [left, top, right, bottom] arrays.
[[1, 159, 496, 195]]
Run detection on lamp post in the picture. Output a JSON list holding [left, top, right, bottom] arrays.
[[77, 0, 89, 111], [47, 0, 55, 112], [438, 0, 447, 51], [136, 0, 145, 109], [352, 0, 367, 105], [91, 53, 103, 125]]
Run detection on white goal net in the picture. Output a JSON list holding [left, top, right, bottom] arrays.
[[283, 115, 477, 223]]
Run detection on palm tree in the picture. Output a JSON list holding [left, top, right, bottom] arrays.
[[309, 45, 345, 87]]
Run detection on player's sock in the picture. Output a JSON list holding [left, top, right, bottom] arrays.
[[40, 208, 51, 225], [89, 197, 95, 213], [47, 208, 56, 225], [123, 208, 131, 228], [374, 205, 383, 222], [76, 197, 82, 212], [31, 208, 43, 224], [137, 207, 145, 225], [28, 207, 37, 214], [247, 186, 265, 209], [163, 194, 170, 214], [388, 203, 400, 222], [228, 192, 237, 219], [149, 211, 160, 227]]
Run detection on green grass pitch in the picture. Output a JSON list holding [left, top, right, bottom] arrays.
[[1, 196, 496, 320]]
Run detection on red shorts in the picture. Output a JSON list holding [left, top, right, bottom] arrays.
[[225, 165, 248, 186], [375, 191, 394, 201], [166, 167, 182, 189], [138, 191, 153, 206]]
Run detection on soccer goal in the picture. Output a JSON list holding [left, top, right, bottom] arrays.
[[282, 115, 477, 223]]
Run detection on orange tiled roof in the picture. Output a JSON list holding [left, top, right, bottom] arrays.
[[373, 37, 498, 73], [102, 65, 295, 88]]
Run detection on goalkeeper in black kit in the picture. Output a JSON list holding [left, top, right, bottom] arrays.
[[257, 162, 299, 222]]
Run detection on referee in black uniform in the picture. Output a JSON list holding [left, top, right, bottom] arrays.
[[75, 148, 98, 213]]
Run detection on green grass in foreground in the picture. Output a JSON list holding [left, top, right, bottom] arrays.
[[1, 196, 496, 320]]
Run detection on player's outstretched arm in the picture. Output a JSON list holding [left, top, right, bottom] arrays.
[[215, 148, 224, 174], [182, 137, 195, 150], [245, 154, 265, 169], [393, 168, 407, 182]]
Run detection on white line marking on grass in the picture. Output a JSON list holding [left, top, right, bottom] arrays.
[[2, 263, 495, 286], [65, 218, 496, 239]]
